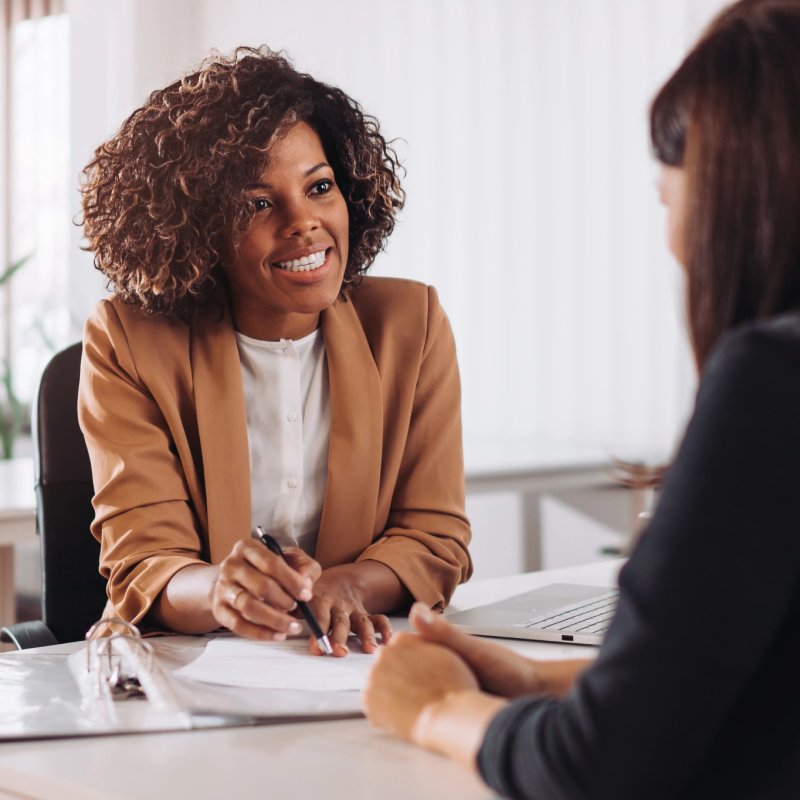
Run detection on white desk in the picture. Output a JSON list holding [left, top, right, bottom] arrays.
[[464, 439, 640, 571], [0, 560, 622, 800], [0, 458, 36, 628]]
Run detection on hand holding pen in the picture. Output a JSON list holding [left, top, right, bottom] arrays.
[[255, 527, 333, 655], [211, 527, 391, 656], [210, 529, 324, 649]]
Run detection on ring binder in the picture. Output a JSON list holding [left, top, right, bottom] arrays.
[[1, 622, 364, 742], [84, 618, 150, 701], [78, 617, 187, 724]]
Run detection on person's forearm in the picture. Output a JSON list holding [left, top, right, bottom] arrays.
[[327, 560, 413, 614], [149, 563, 220, 634], [413, 690, 508, 772], [530, 658, 593, 697]]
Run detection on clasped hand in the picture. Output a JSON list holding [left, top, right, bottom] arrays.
[[211, 540, 391, 656], [363, 603, 590, 755]]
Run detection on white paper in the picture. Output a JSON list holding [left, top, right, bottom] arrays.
[[173, 638, 376, 691]]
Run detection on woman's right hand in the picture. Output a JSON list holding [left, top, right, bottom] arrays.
[[210, 539, 322, 641], [408, 603, 592, 698]]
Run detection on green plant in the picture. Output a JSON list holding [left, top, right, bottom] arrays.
[[0, 357, 23, 459], [0, 254, 32, 459]]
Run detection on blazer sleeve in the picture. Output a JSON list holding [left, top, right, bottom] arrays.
[[79, 302, 206, 625], [356, 286, 472, 609]]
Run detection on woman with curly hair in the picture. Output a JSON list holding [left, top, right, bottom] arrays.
[[78, 47, 471, 655]]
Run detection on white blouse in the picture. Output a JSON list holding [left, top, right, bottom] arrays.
[[235, 328, 330, 555]]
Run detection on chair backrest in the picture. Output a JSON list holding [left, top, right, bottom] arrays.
[[33, 342, 106, 643]]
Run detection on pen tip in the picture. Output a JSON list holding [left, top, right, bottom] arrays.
[[320, 636, 333, 656]]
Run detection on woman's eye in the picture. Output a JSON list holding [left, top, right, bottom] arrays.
[[312, 179, 334, 195], [252, 198, 271, 212]]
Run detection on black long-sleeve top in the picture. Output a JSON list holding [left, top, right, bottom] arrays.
[[477, 316, 800, 799]]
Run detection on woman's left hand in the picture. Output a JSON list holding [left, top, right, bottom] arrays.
[[363, 631, 480, 742], [308, 563, 395, 656]]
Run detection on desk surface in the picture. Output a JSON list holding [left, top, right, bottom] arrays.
[[0, 560, 621, 800]]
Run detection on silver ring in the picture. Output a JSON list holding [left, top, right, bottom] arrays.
[[227, 587, 247, 610]]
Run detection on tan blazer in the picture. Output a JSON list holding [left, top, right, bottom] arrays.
[[79, 277, 472, 625]]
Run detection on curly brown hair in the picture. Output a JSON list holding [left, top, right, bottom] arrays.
[[80, 46, 405, 319]]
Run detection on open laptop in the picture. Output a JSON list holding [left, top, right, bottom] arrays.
[[447, 583, 619, 646]]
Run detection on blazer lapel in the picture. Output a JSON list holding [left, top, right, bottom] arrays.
[[191, 295, 252, 564], [315, 296, 383, 567]]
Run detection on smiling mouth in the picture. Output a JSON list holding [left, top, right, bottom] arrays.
[[274, 249, 328, 273]]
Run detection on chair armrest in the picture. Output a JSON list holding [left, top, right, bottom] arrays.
[[0, 620, 59, 650]]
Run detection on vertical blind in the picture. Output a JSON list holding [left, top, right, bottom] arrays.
[[368, 0, 707, 459]]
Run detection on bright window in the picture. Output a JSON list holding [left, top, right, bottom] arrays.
[[1, 0, 70, 455]]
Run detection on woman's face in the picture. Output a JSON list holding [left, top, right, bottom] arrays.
[[226, 121, 350, 340], [658, 165, 687, 266]]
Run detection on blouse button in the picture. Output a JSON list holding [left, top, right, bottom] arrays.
[[287, 411, 298, 422], [287, 478, 298, 489]]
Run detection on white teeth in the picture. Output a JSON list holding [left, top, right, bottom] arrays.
[[276, 250, 327, 272]]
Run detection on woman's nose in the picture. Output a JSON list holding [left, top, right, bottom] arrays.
[[280, 198, 319, 237]]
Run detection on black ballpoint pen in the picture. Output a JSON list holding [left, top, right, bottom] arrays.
[[255, 526, 333, 655]]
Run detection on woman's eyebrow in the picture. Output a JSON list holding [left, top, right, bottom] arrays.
[[303, 161, 331, 177], [245, 162, 332, 190]]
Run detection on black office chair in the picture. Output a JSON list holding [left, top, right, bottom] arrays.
[[0, 342, 106, 649]]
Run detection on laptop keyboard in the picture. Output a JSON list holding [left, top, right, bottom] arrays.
[[513, 589, 619, 635]]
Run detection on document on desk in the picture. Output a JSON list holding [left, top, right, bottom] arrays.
[[173, 638, 374, 691]]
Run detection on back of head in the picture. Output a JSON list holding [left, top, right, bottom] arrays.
[[650, 0, 800, 367]]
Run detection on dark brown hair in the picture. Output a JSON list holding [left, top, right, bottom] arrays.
[[650, 0, 800, 367], [81, 47, 404, 320]]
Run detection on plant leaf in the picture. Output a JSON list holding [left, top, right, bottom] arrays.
[[0, 360, 23, 459], [0, 253, 32, 286]]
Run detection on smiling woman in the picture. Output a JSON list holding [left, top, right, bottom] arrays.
[[77, 47, 472, 656]]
